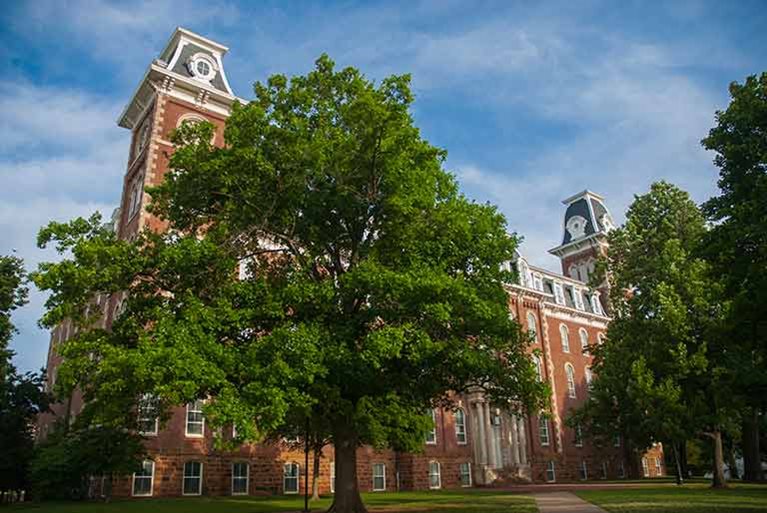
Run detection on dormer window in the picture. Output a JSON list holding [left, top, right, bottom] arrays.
[[553, 282, 565, 305], [566, 215, 588, 240], [573, 288, 585, 310], [532, 273, 543, 291]]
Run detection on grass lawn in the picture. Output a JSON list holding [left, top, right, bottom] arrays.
[[8, 489, 536, 513], [577, 483, 767, 513]]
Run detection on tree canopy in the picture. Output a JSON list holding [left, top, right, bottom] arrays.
[[34, 55, 547, 512], [571, 181, 732, 486]]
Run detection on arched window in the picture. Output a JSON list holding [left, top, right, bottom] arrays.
[[565, 363, 576, 398], [533, 355, 543, 381], [579, 328, 589, 354], [585, 367, 593, 390], [425, 409, 437, 444], [454, 408, 467, 444], [527, 312, 538, 342], [560, 324, 570, 353]]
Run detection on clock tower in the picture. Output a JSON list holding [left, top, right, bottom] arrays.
[[548, 190, 614, 285]]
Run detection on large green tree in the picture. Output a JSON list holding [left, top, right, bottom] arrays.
[[571, 182, 733, 488], [701, 72, 767, 482], [34, 56, 546, 512], [0, 255, 49, 501]]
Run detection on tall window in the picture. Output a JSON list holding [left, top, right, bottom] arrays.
[[428, 461, 441, 489], [186, 400, 205, 437], [574, 423, 583, 447], [642, 458, 649, 477], [553, 283, 566, 305], [459, 462, 472, 487], [579, 460, 588, 480], [573, 288, 585, 310], [560, 325, 570, 353], [545, 461, 556, 482], [579, 328, 589, 354], [585, 368, 593, 391], [232, 462, 249, 495], [533, 355, 543, 381], [601, 461, 608, 479], [532, 273, 543, 291], [183, 461, 202, 495], [284, 462, 300, 494], [137, 394, 158, 435], [591, 294, 604, 315], [538, 417, 550, 446], [330, 462, 335, 493], [454, 408, 467, 444], [565, 364, 577, 398], [372, 463, 386, 491], [654, 458, 662, 476], [425, 409, 437, 444], [132, 460, 154, 497], [527, 312, 538, 342], [618, 460, 626, 478]]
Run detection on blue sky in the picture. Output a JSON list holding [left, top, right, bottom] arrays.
[[2, 0, 766, 373]]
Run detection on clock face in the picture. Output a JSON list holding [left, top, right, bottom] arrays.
[[566, 215, 587, 239]]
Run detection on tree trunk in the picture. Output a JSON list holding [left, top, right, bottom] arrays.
[[312, 446, 322, 501], [680, 440, 688, 478], [672, 442, 684, 485], [742, 408, 763, 482], [711, 429, 727, 489], [327, 427, 366, 513]]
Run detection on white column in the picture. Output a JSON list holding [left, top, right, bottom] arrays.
[[510, 413, 520, 465], [475, 403, 488, 466], [517, 416, 528, 464], [484, 403, 496, 468]]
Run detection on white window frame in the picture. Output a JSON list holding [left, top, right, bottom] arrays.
[[574, 423, 583, 447], [560, 324, 570, 353], [284, 462, 300, 494], [532, 273, 543, 291], [459, 462, 472, 487], [642, 457, 649, 477], [454, 408, 467, 444], [654, 457, 662, 476], [132, 460, 154, 497], [137, 394, 158, 436], [545, 460, 556, 482], [533, 355, 543, 381], [428, 461, 441, 489], [619, 460, 626, 478], [527, 312, 538, 342], [573, 288, 585, 310], [425, 409, 437, 444], [591, 294, 604, 315], [372, 463, 386, 491], [585, 367, 593, 391], [330, 461, 335, 494], [539, 417, 550, 446], [185, 400, 205, 437], [553, 282, 566, 305], [579, 328, 589, 354], [579, 460, 588, 481], [182, 461, 203, 496], [601, 461, 608, 479], [565, 363, 577, 398], [231, 462, 249, 495]]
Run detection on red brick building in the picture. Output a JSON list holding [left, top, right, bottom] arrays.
[[37, 28, 663, 498]]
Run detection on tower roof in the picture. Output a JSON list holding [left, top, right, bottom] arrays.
[[117, 27, 241, 129], [548, 189, 614, 258]]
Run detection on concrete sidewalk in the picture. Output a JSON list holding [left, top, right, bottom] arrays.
[[533, 491, 607, 513]]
